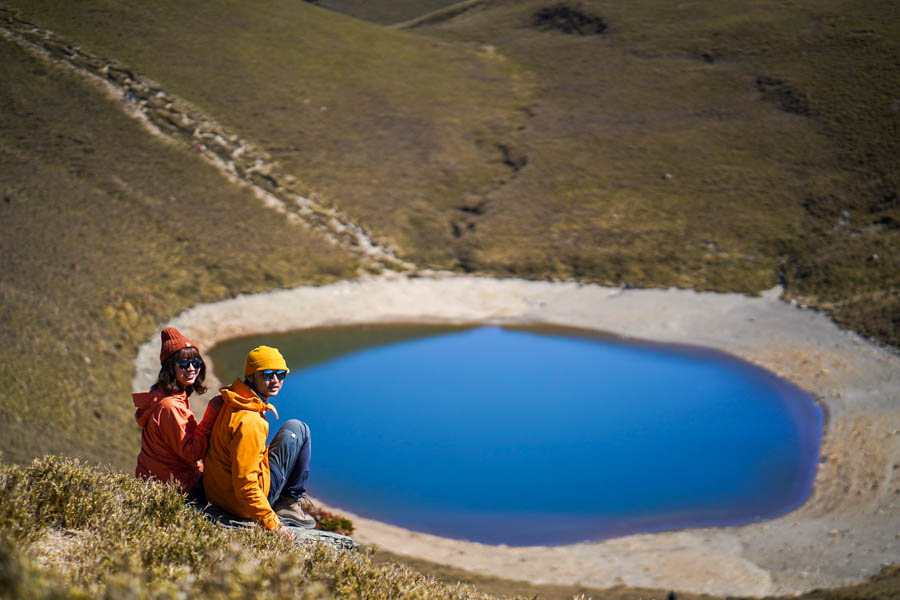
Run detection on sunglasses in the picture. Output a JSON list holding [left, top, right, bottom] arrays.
[[261, 369, 288, 382], [176, 358, 204, 370]]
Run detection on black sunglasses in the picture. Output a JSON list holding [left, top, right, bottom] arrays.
[[261, 369, 288, 382], [177, 358, 204, 370]]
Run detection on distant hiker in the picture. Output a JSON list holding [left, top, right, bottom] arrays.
[[133, 327, 222, 500], [203, 346, 316, 535]]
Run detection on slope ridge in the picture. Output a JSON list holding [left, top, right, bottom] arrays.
[[0, 5, 413, 275]]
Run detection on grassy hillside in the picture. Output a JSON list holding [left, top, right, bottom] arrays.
[[1, 1, 898, 597], [5, 0, 533, 268], [3, 457, 899, 599], [0, 456, 506, 599], [0, 34, 357, 470], [310, 0, 463, 25], [6, 0, 897, 346], [400, 0, 899, 341]]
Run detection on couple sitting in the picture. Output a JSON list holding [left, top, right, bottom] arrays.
[[133, 327, 314, 535]]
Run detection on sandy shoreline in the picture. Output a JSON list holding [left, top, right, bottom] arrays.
[[133, 275, 900, 596]]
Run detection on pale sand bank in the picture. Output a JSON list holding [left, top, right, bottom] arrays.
[[133, 275, 900, 596]]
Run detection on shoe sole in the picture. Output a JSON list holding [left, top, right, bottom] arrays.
[[278, 514, 317, 528]]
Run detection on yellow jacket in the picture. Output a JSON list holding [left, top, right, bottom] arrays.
[[203, 379, 280, 530]]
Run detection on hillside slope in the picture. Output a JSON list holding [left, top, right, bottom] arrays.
[[0, 30, 357, 469], [1, 1, 898, 598], [4, 456, 900, 600], [6, 0, 897, 347], [400, 0, 899, 343]]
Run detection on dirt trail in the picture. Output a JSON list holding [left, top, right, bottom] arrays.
[[0, 4, 414, 275]]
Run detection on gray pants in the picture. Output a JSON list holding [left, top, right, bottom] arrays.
[[267, 419, 311, 505]]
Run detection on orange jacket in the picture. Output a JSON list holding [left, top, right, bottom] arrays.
[[203, 379, 280, 530], [133, 387, 216, 493]]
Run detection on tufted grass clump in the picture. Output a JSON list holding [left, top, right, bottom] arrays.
[[0, 455, 507, 599], [308, 507, 355, 536]]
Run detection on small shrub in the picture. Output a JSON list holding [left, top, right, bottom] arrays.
[[533, 4, 608, 35], [756, 76, 815, 117], [0, 462, 35, 541], [309, 507, 354, 535], [0, 532, 85, 599], [23, 456, 118, 530]]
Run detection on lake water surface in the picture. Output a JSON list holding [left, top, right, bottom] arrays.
[[210, 324, 822, 545]]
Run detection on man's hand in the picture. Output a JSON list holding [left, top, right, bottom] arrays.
[[275, 525, 294, 540]]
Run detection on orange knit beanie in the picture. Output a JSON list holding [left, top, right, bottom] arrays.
[[244, 346, 290, 377], [160, 327, 198, 364]]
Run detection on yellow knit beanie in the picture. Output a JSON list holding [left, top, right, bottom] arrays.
[[244, 346, 290, 377]]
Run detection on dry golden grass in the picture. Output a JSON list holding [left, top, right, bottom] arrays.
[[0, 35, 357, 469], [1, 1, 898, 597], [0, 456, 511, 599], [3, 456, 898, 599], [7, 0, 895, 344]]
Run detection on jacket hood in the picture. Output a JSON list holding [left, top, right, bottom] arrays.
[[133, 388, 185, 427], [220, 379, 275, 414]]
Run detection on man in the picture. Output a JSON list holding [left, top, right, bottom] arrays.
[[203, 345, 315, 532]]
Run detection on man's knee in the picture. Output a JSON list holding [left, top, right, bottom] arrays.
[[282, 419, 310, 443]]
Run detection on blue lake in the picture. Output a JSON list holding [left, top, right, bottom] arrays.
[[211, 324, 823, 545]]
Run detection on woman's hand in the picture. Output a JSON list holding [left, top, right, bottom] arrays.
[[197, 396, 223, 436]]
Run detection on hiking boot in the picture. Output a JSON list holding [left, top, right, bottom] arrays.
[[273, 495, 317, 528]]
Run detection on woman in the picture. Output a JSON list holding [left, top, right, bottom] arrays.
[[133, 327, 221, 498]]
